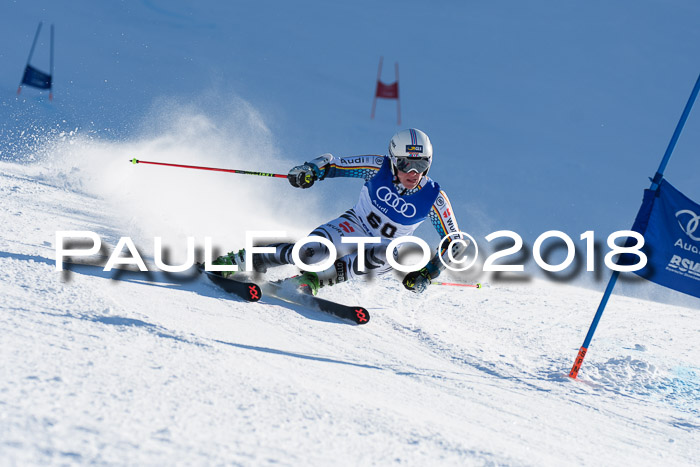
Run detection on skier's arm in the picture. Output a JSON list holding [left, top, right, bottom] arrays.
[[321, 155, 383, 181], [428, 190, 466, 267], [403, 191, 468, 292], [288, 154, 333, 188], [288, 154, 383, 188]]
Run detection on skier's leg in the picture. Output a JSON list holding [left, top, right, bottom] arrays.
[[285, 209, 370, 268], [211, 248, 277, 277], [213, 242, 305, 274], [286, 210, 387, 294], [213, 210, 367, 278], [295, 240, 398, 295], [310, 239, 395, 287]]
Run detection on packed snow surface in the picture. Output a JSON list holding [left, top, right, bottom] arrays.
[[1, 161, 698, 465]]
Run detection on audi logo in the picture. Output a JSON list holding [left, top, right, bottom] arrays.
[[676, 209, 700, 242], [376, 186, 417, 217]]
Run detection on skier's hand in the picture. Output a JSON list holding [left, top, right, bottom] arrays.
[[402, 268, 432, 294], [288, 164, 318, 189]]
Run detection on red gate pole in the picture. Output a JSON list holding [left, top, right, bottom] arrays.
[[370, 56, 383, 120], [395, 62, 401, 125]]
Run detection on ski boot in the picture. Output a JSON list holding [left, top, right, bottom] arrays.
[[212, 249, 267, 279], [294, 271, 321, 296], [292, 258, 352, 295]]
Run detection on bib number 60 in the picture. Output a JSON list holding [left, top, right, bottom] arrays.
[[367, 212, 397, 238]]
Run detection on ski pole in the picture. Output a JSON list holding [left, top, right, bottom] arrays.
[[432, 281, 482, 289], [129, 158, 288, 179]]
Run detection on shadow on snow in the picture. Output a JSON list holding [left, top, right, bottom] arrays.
[[0, 250, 355, 327]]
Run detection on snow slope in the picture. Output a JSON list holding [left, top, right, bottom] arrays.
[[1, 160, 698, 465]]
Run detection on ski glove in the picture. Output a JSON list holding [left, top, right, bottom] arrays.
[[402, 267, 432, 294], [288, 163, 320, 189]]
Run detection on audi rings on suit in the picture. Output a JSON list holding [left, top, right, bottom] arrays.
[[376, 186, 417, 218]]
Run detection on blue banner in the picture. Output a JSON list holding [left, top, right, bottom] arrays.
[[628, 179, 700, 299], [21, 64, 52, 90]]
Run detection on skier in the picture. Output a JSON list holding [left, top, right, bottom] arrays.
[[213, 128, 466, 295]]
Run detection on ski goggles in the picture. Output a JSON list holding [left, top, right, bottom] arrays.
[[395, 157, 431, 174]]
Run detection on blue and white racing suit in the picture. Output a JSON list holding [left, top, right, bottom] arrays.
[[259, 154, 465, 287]]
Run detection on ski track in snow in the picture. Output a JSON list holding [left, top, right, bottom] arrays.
[[0, 161, 698, 465]]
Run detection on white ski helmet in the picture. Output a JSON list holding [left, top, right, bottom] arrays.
[[388, 128, 433, 176]]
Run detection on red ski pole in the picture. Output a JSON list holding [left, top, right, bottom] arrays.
[[431, 281, 482, 289], [130, 158, 288, 179]]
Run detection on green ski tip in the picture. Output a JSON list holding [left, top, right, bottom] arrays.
[[130, 158, 138, 164]]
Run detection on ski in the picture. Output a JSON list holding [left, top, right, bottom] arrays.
[[196, 265, 369, 325], [197, 264, 262, 302], [261, 281, 370, 325]]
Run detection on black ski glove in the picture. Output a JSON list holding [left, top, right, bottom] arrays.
[[288, 164, 318, 189], [402, 267, 432, 294]]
